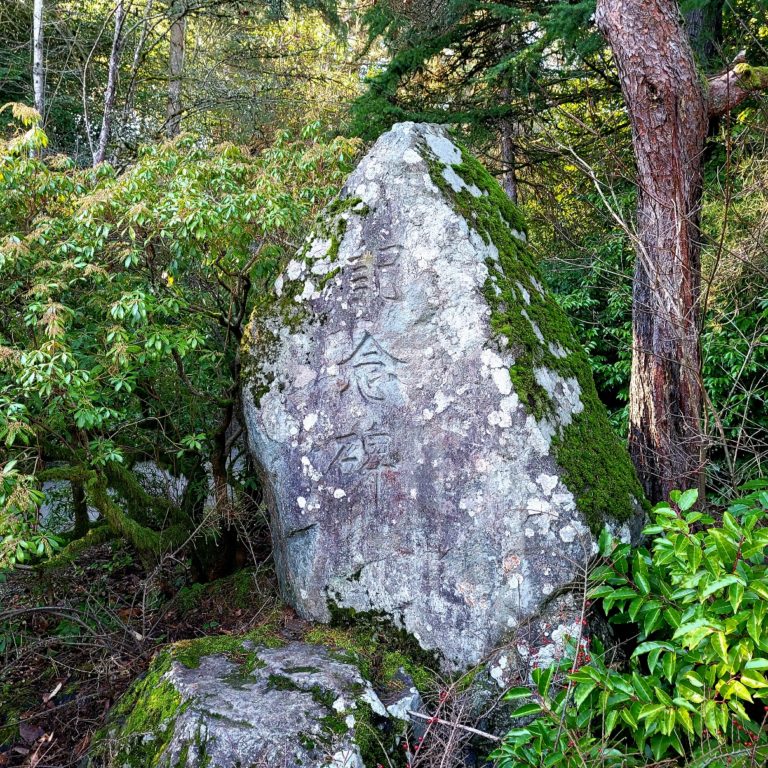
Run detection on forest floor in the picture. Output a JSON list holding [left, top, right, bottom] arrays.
[[0, 532, 295, 767], [1, 531, 491, 768]]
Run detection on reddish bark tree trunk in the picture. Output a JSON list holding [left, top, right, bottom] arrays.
[[500, 116, 518, 204], [596, 0, 768, 502], [596, 0, 708, 502]]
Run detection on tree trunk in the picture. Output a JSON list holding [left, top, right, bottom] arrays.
[[32, 0, 45, 120], [500, 117, 518, 204], [123, 0, 155, 121], [166, 7, 186, 137], [595, 0, 708, 503], [71, 479, 90, 538], [93, 0, 126, 165], [684, 0, 724, 69]]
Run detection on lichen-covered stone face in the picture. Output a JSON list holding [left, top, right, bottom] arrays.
[[92, 641, 405, 768], [243, 122, 644, 671]]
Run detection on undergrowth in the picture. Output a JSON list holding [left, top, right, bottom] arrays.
[[492, 481, 768, 767]]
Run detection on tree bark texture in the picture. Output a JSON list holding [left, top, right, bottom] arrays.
[[71, 479, 90, 539], [124, 0, 155, 120], [684, 0, 724, 69], [500, 117, 518, 203], [166, 9, 186, 137], [596, 0, 708, 503], [93, 0, 126, 165], [32, 0, 45, 120]]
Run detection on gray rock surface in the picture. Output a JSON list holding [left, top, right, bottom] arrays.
[[243, 122, 643, 671], [93, 641, 410, 768]]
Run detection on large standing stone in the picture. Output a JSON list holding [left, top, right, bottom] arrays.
[[243, 122, 644, 670]]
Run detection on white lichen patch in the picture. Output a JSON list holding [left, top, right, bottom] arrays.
[[520, 308, 545, 344], [301, 456, 321, 482], [326, 750, 364, 768], [534, 368, 583, 427], [515, 281, 531, 305], [559, 518, 589, 544], [286, 259, 305, 281], [360, 686, 388, 718], [441, 165, 483, 197], [490, 654, 509, 687], [295, 280, 316, 303], [526, 498, 550, 516], [487, 394, 520, 429], [424, 130, 462, 166], [536, 473, 559, 495], [403, 148, 422, 165], [548, 342, 568, 359], [492, 367, 513, 396]]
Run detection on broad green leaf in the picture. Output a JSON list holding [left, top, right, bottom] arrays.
[[701, 574, 743, 599], [740, 670, 768, 689], [532, 665, 554, 698], [509, 703, 542, 718], [574, 681, 596, 708], [638, 703, 666, 721], [503, 687, 531, 701], [711, 631, 729, 663], [677, 489, 698, 511]]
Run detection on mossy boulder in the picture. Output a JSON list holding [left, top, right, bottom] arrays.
[[89, 638, 417, 768], [242, 122, 645, 672]]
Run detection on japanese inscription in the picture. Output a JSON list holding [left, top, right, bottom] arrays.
[[328, 422, 397, 506], [346, 242, 402, 303], [339, 332, 404, 403]]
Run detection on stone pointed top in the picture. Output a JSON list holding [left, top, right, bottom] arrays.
[[244, 122, 644, 670]]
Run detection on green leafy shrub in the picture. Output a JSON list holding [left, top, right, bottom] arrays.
[[492, 483, 768, 767], [0, 459, 60, 567], [0, 104, 360, 562]]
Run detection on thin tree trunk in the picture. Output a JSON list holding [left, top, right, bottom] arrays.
[[500, 117, 518, 204], [684, 0, 724, 69], [596, 0, 708, 503], [123, 0, 155, 120], [32, 0, 45, 120], [166, 7, 186, 137], [94, 0, 127, 165], [71, 479, 90, 538]]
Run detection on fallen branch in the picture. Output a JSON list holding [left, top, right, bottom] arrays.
[[406, 709, 501, 742]]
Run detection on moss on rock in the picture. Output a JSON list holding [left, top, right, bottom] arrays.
[[90, 650, 183, 767], [425, 141, 647, 530], [306, 604, 437, 692], [90, 630, 413, 768]]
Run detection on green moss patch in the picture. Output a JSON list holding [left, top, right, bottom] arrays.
[[170, 618, 284, 670], [305, 604, 438, 693], [89, 651, 182, 768], [425, 142, 647, 530]]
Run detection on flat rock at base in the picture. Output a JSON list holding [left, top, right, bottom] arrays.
[[91, 641, 409, 768], [243, 122, 644, 671]]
